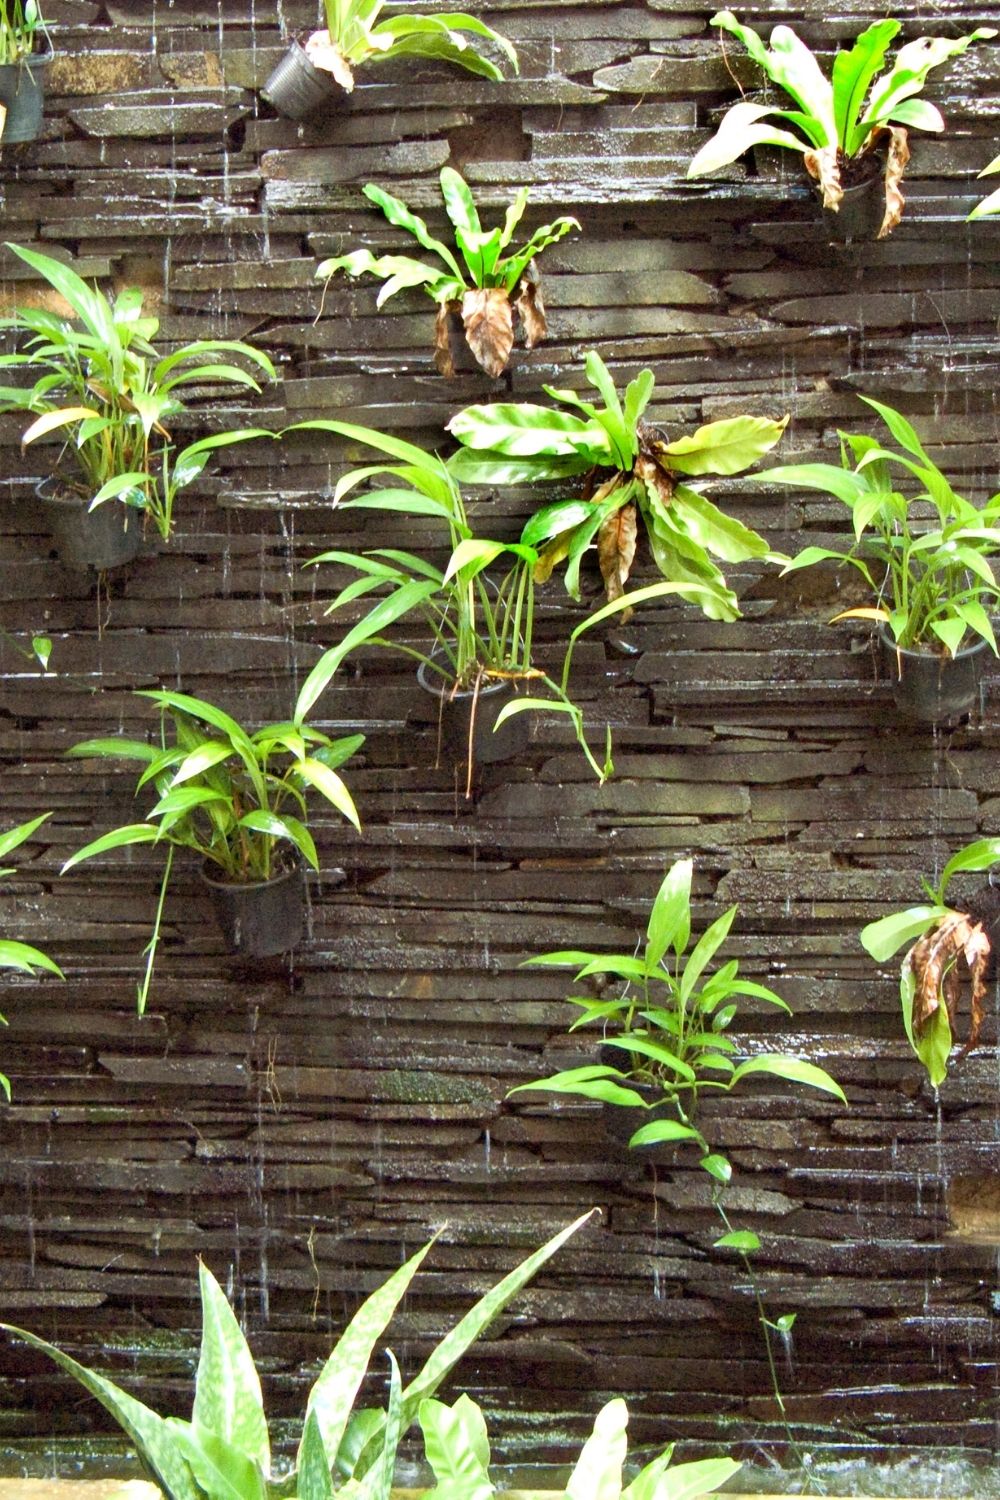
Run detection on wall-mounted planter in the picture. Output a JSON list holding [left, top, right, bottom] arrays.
[[37, 481, 143, 572], [879, 629, 988, 725], [200, 859, 304, 958], [262, 40, 340, 122], [0, 49, 50, 146], [819, 161, 887, 243], [416, 660, 530, 772]]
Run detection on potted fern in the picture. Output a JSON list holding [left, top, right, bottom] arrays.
[[263, 0, 517, 122], [316, 170, 579, 378], [0, 1, 49, 146], [688, 13, 996, 240]]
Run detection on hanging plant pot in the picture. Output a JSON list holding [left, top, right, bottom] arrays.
[[37, 480, 144, 571], [200, 859, 304, 959], [879, 628, 989, 724], [262, 40, 339, 121], [0, 49, 51, 146], [818, 153, 887, 243], [415, 659, 531, 770]]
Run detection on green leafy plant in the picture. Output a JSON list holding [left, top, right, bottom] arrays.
[[0, 624, 50, 668], [316, 170, 580, 378], [299, 0, 517, 93], [509, 858, 845, 1431], [288, 418, 614, 785], [0, 243, 277, 542], [860, 839, 1000, 1088], [419, 1392, 740, 1500], [688, 13, 996, 238], [0, 0, 43, 65], [447, 350, 787, 621], [760, 396, 1000, 658], [0, 813, 64, 1100], [62, 690, 364, 1013], [969, 152, 1000, 220], [0, 1211, 595, 1500]]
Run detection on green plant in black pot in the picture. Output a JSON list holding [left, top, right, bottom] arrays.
[[63, 690, 364, 1011], [0, 244, 277, 567], [0, 1211, 595, 1500], [759, 396, 1000, 723], [264, 0, 516, 122], [448, 349, 787, 620], [688, 13, 996, 239], [861, 838, 1000, 1089], [288, 418, 632, 791], [316, 170, 580, 377], [0, 812, 63, 1099], [509, 857, 845, 1430], [0, 2, 50, 146]]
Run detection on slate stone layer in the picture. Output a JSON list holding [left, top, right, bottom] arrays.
[[2, 0, 1000, 1469]]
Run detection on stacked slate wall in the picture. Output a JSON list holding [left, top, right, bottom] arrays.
[[2, 0, 1000, 1467]]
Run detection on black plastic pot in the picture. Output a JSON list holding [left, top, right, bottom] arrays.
[[819, 164, 886, 243], [416, 659, 531, 770], [37, 481, 143, 571], [879, 628, 989, 725], [0, 49, 50, 146], [263, 40, 339, 121], [200, 860, 304, 958], [598, 1044, 683, 1166]]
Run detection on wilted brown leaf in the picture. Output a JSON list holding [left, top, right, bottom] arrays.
[[533, 531, 574, 584], [910, 911, 991, 1062], [877, 125, 910, 240], [514, 275, 547, 349], [598, 502, 638, 603], [462, 287, 515, 378], [433, 301, 457, 378], [803, 144, 842, 210], [635, 450, 675, 519]]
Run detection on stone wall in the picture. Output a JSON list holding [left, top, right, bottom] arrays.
[[2, 0, 1000, 1470]]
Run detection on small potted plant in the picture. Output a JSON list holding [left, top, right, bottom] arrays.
[[687, 13, 996, 240], [860, 838, 1000, 1089], [263, 0, 517, 122], [0, 1212, 595, 1500], [969, 151, 1000, 220], [288, 418, 622, 792], [448, 350, 787, 618], [0, 2, 50, 147], [759, 396, 1000, 724], [62, 690, 364, 1011], [0, 813, 63, 1100], [509, 857, 845, 1164], [316, 170, 580, 378], [0, 244, 277, 570]]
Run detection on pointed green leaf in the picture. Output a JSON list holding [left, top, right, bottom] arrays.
[[191, 1262, 269, 1469], [730, 1054, 846, 1102]]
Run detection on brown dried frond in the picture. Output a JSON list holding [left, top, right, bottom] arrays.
[[910, 912, 991, 1062]]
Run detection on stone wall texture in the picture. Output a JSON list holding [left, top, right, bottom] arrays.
[[2, 0, 1000, 1472]]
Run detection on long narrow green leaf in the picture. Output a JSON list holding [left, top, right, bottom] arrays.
[[192, 1262, 269, 1469]]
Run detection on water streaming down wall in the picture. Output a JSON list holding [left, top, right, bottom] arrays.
[[1, 0, 1000, 1471]]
